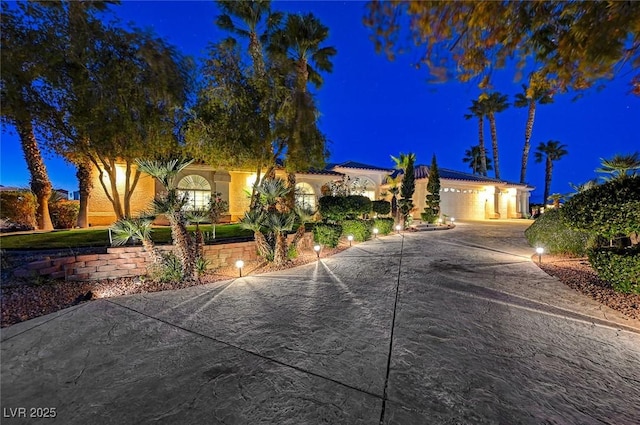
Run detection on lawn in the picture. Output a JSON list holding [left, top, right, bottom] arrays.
[[0, 224, 253, 250]]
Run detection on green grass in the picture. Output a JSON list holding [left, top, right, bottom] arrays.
[[0, 224, 253, 250]]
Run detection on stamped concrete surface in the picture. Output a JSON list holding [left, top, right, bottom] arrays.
[[2, 221, 639, 424]]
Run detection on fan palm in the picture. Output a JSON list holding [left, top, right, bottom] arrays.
[[514, 76, 554, 183], [481, 92, 509, 180], [462, 145, 493, 175], [240, 209, 271, 258], [216, 0, 282, 76], [464, 99, 488, 176], [535, 141, 568, 206], [109, 217, 162, 265], [136, 158, 198, 280], [596, 152, 640, 180]]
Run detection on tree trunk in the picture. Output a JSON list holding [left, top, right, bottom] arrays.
[[248, 31, 265, 77], [520, 100, 536, 183], [488, 113, 501, 180], [273, 232, 288, 267], [141, 237, 163, 267], [478, 117, 487, 176], [168, 212, 197, 281], [286, 172, 296, 212], [544, 158, 553, 206], [75, 160, 92, 228], [253, 230, 271, 259], [15, 118, 53, 230]]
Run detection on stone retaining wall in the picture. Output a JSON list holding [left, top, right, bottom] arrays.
[[13, 233, 313, 281]]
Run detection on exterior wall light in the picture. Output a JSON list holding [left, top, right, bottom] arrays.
[[314, 244, 321, 260], [235, 259, 244, 277], [536, 247, 544, 265], [347, 235, 353, 246]]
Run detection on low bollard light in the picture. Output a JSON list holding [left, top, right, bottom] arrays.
[[235, 259, 244, 277]]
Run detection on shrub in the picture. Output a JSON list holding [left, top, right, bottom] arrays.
[[341, 219, 371, 241], [563, 176, 640, 242], [524, 208, 592, 256], [372, 200, 391, 216], [0, 190, 37, 231], [319, 196, 350, 222], [49, 200, 79, 229], [587, 246, 640, 294], [148, 252, 183, 283], [420, 210, 438, 224], [313, 223, 342, 248], [373, 217, 394, 235], [344, 195, 372, 219]]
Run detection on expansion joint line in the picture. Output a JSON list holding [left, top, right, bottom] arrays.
[[379, 233, 405, 424]]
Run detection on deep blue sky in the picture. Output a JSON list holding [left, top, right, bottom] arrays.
[[1, 0, 639, 204]]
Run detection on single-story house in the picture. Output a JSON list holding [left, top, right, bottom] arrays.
[[86, 160, 533, 226]]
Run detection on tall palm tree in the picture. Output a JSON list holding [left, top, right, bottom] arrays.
[[216, 0, 282, 76], [268, 13, 336, 208], [464, 99, 488, 176], [535, 140, 568, 206], [1, 5, 54, 230], [482, 92, 509, 180], [514, 75, 554, 183], [596, 152, 640, 180], [462, 145, 493, 175]]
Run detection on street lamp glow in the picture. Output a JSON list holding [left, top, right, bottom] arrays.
[[235, 259, 244, 277], [314, 244, 321, 260], [347, 234, 353, 246]]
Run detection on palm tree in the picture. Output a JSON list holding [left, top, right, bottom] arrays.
[[482, 92, 509, 180], [216, 0, 282, 76], [535, 141, 568, 206], [136, 158, 198, 281], [464, 99, 488, 176], [109, 217, 163, 266], [514, 75, 554, 183], [462, 145, 493, 175], [268, 13, 336, 209], [596, 152, 640, 180]]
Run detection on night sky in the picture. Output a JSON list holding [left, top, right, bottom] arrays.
[[1, 1, 639, 204]]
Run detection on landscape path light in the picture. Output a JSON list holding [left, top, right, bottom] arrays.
[[450, 217, 455, 224], [314, 244, 321, 260], [536, 247, 544, 265], [347, 235, 353, 247], [395, 224, 402, 234], [373, 228, 379, 238], [235, 259, 244, 277], [437, 218, 443, 225]]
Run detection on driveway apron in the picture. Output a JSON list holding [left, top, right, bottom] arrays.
[[1, 221, 639, 424]]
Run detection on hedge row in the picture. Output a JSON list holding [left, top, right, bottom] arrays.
[[587, 246, 640, 294]]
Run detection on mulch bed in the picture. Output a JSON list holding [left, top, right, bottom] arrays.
[[535, 254, 639, 321]]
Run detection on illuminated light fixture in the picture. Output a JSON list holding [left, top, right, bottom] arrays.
[[450, 217, 455, 224], [373, 228, 379, 238], [395, 224, 402, 234], [437, 218, 443, 225], [235, 259, 244, 277], [347, 235, 354, 247], [536, 247, 544, 265], [314, 244, 321, 260]]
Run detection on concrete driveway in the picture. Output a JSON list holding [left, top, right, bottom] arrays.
[[2, 221, 639, 424]]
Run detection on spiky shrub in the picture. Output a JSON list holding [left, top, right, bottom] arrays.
[[588, 246, 640, 294], [313, 223, 342, 248], [524, 209, 592, 256], [373, 218, 394, 235], [341, 219, 371, 242], [148, 252, 184, 283], [372, 200, 391, 216]]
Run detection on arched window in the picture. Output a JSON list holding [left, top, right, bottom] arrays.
[[357, 177, 376, 200], [295, 182, 316, 212], [177, 175, 211, 210]]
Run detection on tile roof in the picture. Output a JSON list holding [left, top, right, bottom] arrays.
[[328, 161, 393, 172], [396, 165, 529, 186]]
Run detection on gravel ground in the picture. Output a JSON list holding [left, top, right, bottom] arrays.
[[536, 254, 640, 321], [2, 246, 638, 328]]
